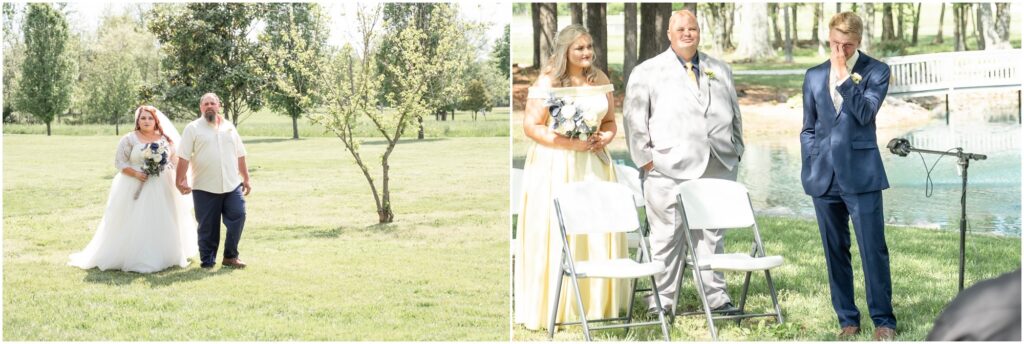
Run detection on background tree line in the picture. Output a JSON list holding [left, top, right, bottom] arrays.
[[518, 2, 1015, 84], [3, 2, 511, 139]]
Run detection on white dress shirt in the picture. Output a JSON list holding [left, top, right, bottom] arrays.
[[830, 50, 860, 113], [178, 117, 247, 194]]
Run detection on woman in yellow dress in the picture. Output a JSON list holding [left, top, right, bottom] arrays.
[[513, 24, 628, 332]]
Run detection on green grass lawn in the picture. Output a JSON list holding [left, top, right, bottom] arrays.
[[3, 107, 510, 139], [511, 213, 1021, 341], [3, 134, 510, 340]]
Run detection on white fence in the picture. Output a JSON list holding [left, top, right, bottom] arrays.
[[882, 49, 1022, 97]]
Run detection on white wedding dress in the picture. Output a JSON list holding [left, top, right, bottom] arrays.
[[68, 132, 199, 273]]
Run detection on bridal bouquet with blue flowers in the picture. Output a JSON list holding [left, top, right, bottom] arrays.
[[544, 95, 610, 164], [134, 142, 170, 200]]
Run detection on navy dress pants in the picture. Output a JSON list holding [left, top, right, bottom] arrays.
[[812, 174, 896, 329], [192, 184, 246, 267]]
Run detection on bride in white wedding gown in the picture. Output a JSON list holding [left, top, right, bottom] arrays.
[[69, 106, 198, 273]]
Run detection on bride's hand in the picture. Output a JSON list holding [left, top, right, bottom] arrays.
[[588, 131, 613, 151], [132, 170, 148, 182], [570, 138, 591, 152]]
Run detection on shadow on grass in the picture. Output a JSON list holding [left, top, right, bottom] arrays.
[[82, 262, 236, 287]]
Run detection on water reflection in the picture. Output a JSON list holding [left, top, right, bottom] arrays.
[[741, 121, 1021, 236]]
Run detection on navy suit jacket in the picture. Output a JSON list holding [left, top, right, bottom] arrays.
[[800, 51, 891, 197]]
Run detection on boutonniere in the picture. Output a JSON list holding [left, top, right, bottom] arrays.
[[704, 68, 717, 81], [851, 72, 862, 84]]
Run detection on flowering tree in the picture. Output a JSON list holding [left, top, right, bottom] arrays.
[[311, 5, 435, 224]]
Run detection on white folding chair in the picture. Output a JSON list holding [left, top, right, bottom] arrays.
[[551, 181, 671, 341], [613, 164, 647, 254], [674, 179, 784, 340]]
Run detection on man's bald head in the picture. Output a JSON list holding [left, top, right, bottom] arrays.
[[668, 9, 698, 29], [666, 10, 700, 59]]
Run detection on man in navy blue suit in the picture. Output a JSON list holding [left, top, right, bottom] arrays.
[[800, 12, 896, 341]]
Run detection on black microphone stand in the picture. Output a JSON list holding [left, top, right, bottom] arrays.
[[887, 139, 986, 292]]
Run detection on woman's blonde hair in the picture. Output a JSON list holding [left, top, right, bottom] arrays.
[[542, 24, 598, 87]]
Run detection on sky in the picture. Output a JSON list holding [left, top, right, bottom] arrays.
[[11, 1, 509, 57]]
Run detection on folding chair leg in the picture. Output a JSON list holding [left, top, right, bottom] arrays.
[[548, 270, 565, 339], [567, 272, 592, 341], [648, 275, 672, 341], [736, 271, 752, 325], [765, 270, 785, 324], [693, 268, 719, 341], [624, 278, 637, 336]]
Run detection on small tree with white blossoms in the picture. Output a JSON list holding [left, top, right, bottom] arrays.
[[311, 5, 434, 224]]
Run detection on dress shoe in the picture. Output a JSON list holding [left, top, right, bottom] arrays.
[[200, 263, 215, 269], [222, 258, 247, 268], [873, 326, 896, 341], [711, 302, 742, 316], [837, 326, 861, 340]]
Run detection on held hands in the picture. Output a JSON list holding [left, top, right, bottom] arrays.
[[176, 179, 192, 195]]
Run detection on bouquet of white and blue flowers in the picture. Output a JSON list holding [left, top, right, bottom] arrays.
[[134, 142, 170, 200], [545, 95, 609, 164]]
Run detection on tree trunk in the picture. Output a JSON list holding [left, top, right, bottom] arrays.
[[770, 3, 782, 48], [624, 3, 638, 84], [115, 117, 120, 135], [882, 3, 895, 41], [896, 3, 904, 40], [46, 121, 51, 136], [978, 3, 1009, 50], [707, 3, 731, 54], [812, 3, 821, 43], [639, 3, 671, 63], [995, 3, 1011, 42], [417, 116, 424, 140], [538, 3, 558, 68], [934, 3, 945, 44], [996, 3, 1010, 41], [954, 4, 966, 51], [911, 3, 922, 45], [784, 4, 793, 63], [585, 3, 607, 74], [291, 115, 299, 139], [860, 3, 874, 53], [790, 4, 798, 42], [818, 3, 829, 56], [974, 3, 985, 50], [725, 4, 735, 50], [734, 3, 775, 62], [684, 3, 697, 16], [570, 3, 583, 25], [531, 4, 541, 67]]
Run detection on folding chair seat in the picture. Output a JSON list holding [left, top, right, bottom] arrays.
[[550, 181, 672, 341], [673, 179, 785, 340]]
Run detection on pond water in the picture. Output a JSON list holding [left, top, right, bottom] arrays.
[[738, 120, 1020, 236]]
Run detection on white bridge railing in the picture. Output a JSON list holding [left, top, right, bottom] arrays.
[[882, 49, 1022, 97]]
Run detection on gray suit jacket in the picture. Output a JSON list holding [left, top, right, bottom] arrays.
[[624, 49, 744, 180]]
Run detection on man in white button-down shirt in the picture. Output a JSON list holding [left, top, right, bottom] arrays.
[[176, 93, 252, 269]]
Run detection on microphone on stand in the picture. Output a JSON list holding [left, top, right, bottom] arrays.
[[886, 137, 987, 293]]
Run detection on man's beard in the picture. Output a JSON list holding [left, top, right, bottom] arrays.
[[204, 111, 216, 122]]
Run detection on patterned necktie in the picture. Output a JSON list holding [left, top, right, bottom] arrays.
[[685, 62, 698, 88], [831, 71, 842, 113]]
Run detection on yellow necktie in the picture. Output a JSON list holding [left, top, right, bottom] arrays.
[[685, 62, 697, 87]]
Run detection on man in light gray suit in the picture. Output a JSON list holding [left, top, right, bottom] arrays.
[[624, 9, 744, 315]]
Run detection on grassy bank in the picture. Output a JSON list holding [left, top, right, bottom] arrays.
[[3, 134, 510, 340]]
